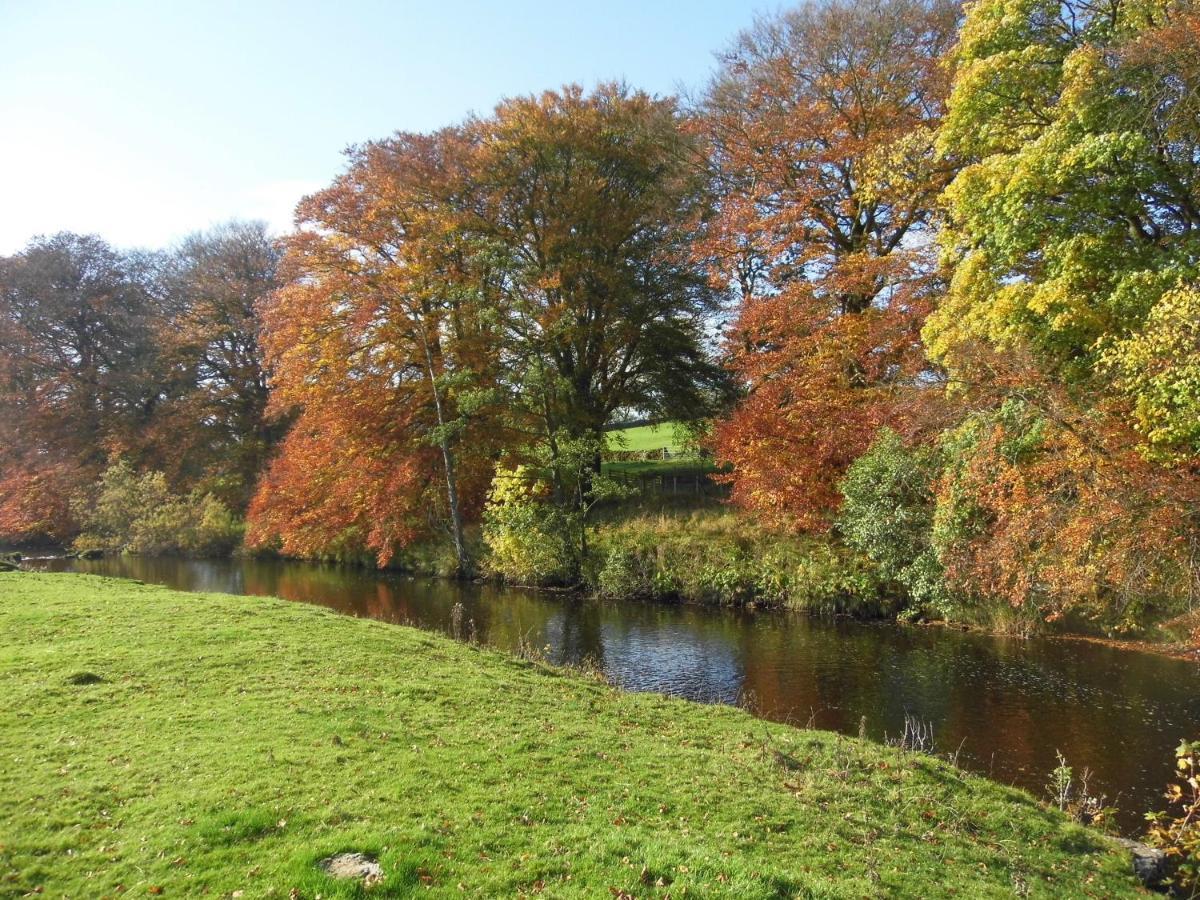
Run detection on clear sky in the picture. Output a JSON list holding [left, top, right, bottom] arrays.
[[0, 0, 766, 254]]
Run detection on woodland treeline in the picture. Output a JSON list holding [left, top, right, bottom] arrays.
[[2, 0, 1198, 632]]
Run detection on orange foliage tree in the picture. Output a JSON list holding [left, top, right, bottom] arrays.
[[247, 132, 506, 570], [699, 0, 959, 529], [462, 84, 726, 476], [251, 84, 729, 571], [931, 375, 1200, 626]]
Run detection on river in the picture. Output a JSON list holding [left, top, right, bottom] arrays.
[[25, 553, 1200, 833]]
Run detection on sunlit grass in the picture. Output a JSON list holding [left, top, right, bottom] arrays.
[[604, 422, 689, 455], [0, 573, 1137, 897]]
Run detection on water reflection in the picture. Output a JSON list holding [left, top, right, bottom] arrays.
[[25, 554, 1200, 832]]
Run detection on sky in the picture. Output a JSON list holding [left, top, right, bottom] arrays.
[[0, 0, 766, 254]]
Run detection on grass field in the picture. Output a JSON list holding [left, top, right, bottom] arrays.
[[602, 458, 720, 476], [603, 422, 720, 476], [604, 422, 690, 455], [0, 573, 1139, 897]]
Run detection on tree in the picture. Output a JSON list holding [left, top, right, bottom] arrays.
[[463, 84, 727, 476], [251, 85, 731, 575], [247, 132, 505, 571], [148, 221, 283, 508], [929, 398, 1199, 627], [0, 233, 158, 542], [927, 0, 1200, 402], [700, 0, 960, 529], [922, 0, 1200, 622]]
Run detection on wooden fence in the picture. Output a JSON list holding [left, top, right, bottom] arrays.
[[608, 469, 726, 497]]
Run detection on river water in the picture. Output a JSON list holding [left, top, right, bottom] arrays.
[[26, 554, 1200, 832]]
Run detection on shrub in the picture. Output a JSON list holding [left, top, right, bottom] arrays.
[[72, 459, 242, 557], [839, 429, 957, 618], [588, 508, 886, 612], [482, 466, 579, 586], [184, 492, 244, 556], [1146, 739, 1200, 892]]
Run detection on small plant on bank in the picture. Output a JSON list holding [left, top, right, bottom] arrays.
[[886, 714, 937, 755], [1046, 750, 1115, 829], [482, 464, 579, 586], [1146, 739, 1200, 893]]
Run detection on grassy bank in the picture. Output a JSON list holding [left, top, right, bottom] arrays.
[[587, 505, 889, 614], [0, 573, 1138, 897]]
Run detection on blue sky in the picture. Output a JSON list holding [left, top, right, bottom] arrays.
[[0, 0, 766, 253]]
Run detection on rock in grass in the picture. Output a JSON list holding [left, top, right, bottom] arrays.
[[1114, 838, 1169, 889], [319, 852, 383, 886]]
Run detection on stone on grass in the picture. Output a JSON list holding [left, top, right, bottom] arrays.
[[1115, 837, 1169, 890], [319, 852, 383, 886]]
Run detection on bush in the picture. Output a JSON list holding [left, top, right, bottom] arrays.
[[482, 466, 579, 586], [839, 429, 957, 618], [588, 509, 887, 613], [185, 492, 244, 556], [1146, 739, 1200, 892], [72, 459, 242, 557]]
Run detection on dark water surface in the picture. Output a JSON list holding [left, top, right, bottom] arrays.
[[25, 554, 1200, 832]]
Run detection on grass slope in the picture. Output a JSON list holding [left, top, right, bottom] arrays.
[[0, 573, 1138, 898]]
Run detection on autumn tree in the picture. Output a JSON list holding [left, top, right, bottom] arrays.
[[701, 0, 961, 529], [918, 0, 1200, 619], [147, 221, 283, 508], [929, 0, 1200, 392], [0, 234, 159, 542], [463, 84, 728, 479], [247, 132, 506, 572]]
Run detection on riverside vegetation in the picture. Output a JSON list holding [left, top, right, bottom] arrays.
[[0, 573, 1147, 897], [2, 0, 1199, 646]]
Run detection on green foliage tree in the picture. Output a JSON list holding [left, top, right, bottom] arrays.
[[928, 0, 1200, 396], [1104, 283, 1200, 461]]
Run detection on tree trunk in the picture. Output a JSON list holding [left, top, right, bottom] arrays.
[[419, 330, 469, 577]]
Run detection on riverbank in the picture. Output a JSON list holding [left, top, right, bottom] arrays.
[[0, 572, 1142, 897], [383, 501, 1200, 655]]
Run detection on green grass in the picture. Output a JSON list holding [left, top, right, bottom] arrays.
[[587, 507, 889, 613], [605, 422, 689, 455], [0, 573, 1138, 898], [602, 422, 725, 477]]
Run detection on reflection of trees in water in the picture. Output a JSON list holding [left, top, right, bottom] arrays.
[[545, 600, 606, 668]]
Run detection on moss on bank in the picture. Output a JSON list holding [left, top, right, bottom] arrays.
[[0, 572, 1139, 897]]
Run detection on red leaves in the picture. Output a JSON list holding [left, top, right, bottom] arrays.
[[699, 0, 954, 532]]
